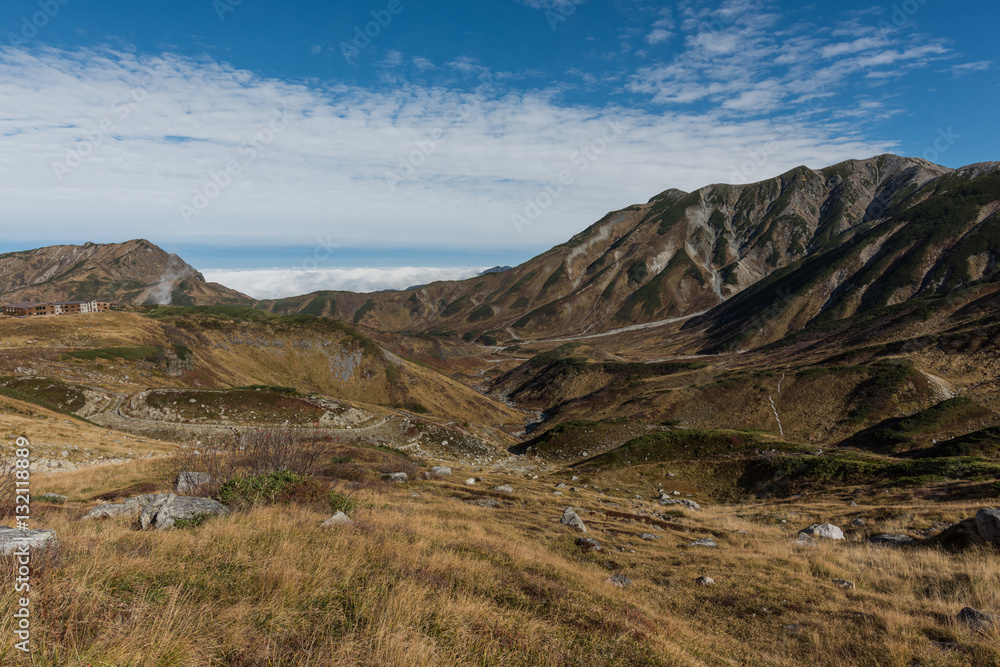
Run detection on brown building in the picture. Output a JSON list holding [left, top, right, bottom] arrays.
[[1, 302, 54, 317]]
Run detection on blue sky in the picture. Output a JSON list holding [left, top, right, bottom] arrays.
[[0, 0, 996, 296]]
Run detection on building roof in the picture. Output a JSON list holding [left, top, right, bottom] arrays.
[[3, 302, 47, 309], [53, 300, 94, 305]]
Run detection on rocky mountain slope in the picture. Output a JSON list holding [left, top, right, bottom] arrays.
[[259, 154, 999, 343], [0, 239, 250, 306]]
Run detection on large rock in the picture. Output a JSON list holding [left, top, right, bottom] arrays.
[[868, 534, 915, 547], [576, 537, 602, 552], [798, 523, 845, 541], [382, 472, 408, 483], [430, 466, 452, 476], [608, 574, 632, 587], [176, 471, 211, 493], [680, 499, 702, 511], [82, 494, 157, 521], [561, 507, 587, 533], [0, 527, 57, 554], [975, 508, 1000, 544], [688, 538, 718, 548], [493, 484, 514, 494], [139, 494, 229, 531]]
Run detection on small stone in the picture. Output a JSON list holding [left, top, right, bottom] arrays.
[[382, 472, 408, 483], [832, 579, 856, 590], [851, 518, 865, 527], [321, 511, 352, 527], [640, 533, 661, 541], [561, 507, 587, 533], [465, 478, 476, 485], [689, 538, 717, 548], [553, 491, 563, 496], [570, 476, 579, 481], [0, 527, 57, 554], [608, 574, 632, 587], [493, 484, 514, 494], [680, 499, 702, 511], [695, 576, 715, 586], [430, 466, 452, 476], [850, 501, 858, 508], [576, 537, 602, 552], [555, 483, 567, 489]]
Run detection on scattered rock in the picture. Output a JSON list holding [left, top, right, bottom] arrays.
[[553, 491, 563, 496], [465, 478, 476, 485], [640, 533, 661, 541], [850, 500, 858, 508], [82, 495, 155, 521], [576, 537, 602, 552], [555, 483, 567, 489], [139, 494, 229, 531], [928, 519, 987, 552], [957, 607, 995, 631], [868, 534, 915, 547], [679, 499, 702, 511], [570, 476, 579, 481], [176, 471, 211, 494], [851, 518, 865, 527], [688, 538, 718, 548], [430, 466, 452, 476], [832, 579, 856, 590], [382, 472, 408, 483], [608, 573, 632, 587], [695, 576, 715, 586], [465, 498, 502, 508], [493, 485, 514, 494], [798, 523, 845, 541], [0, 527, 57, 554], [561, 507, 587, 533], [975, 507, 1000, 544], [320, 511, 352, 527]]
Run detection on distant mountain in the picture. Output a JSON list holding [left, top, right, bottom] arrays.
[[0, 239, 251, 306], [480, 266, 512, 275], [258, 155, 1000, 344]]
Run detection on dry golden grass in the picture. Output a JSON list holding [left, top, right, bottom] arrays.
[[1, 454, 998, 666]]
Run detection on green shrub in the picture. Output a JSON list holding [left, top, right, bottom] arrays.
[[328, 490, 359, 514], [216, 469, 322, 507]]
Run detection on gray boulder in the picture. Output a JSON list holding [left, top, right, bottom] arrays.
[[382, 472, 408, 483], [868, 534, 915, 547], [0, 527, 57, 555], [689, 538, 718, 548], [430, 466, 452, 476], [851, 518, 866, 527], [975, 507, 1000, 544], [680, 499, 702, 511], [321, 511, 353, 527], [82, 494, 157, 521], [695, 576, 715, 586], [798, 523, 845, 540], [561, 507, 587, 533], [176, 471, 211, 494], [576, 537, 602, 552], [465, 478, 476, 485], [640, 533, 661, 541], [832, 579, 856, 590], [493, 484, 514, 494], [139, 494, 229, 531], [555, 483, 567, 489], [608, 573, 632, 587], [957, 607, 995, 631]]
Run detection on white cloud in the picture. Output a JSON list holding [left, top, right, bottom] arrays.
[[0, 45, 896, 257], [202, 267, 487, 299]]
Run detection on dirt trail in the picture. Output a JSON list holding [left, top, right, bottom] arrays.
[[530, 310, 710, 344], [919, 370, 956, 402]]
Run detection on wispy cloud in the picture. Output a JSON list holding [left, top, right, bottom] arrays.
[[0, 45, 896, 255]]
